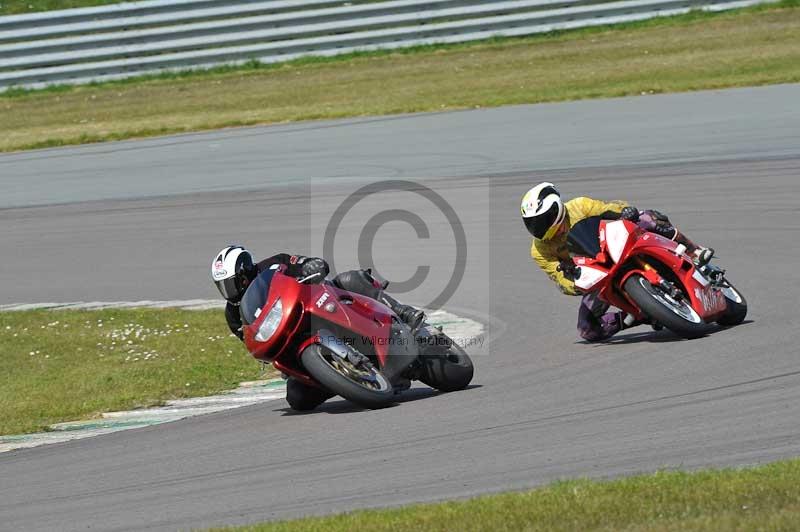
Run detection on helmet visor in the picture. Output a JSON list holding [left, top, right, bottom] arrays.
[[524, 203, 559, 239], [215, 276, 241, 302]]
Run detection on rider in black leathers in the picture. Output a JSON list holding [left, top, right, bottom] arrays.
[[211, 246, 425, 410]]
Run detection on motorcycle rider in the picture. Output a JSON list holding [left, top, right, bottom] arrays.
[[210, 245, 425, 410], [520, 182, 713, 342]]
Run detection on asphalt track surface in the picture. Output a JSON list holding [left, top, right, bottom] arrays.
[[2, 84, 800, 531]]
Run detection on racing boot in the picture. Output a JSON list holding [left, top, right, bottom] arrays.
[[672, 229, 714, 267], [380, 293, 425, 331], [693, 247, 715, 267]]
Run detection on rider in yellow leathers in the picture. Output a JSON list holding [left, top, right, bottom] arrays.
[[521, 182, 713, 341]]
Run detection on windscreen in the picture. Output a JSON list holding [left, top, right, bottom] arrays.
[[240, 268, 277, 325], [566, 216, 604, 258]]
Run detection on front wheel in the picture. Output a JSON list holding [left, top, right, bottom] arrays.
[[716, 279, 747, 326], [300, 344, 394, 409], [623, 274, 707, 339], [418, 343, 474, 392]]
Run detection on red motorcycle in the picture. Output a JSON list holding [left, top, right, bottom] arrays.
[[566, 217, 747, 339], [241, 265, 474, 409]]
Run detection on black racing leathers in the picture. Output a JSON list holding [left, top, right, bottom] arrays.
[[224, 254, 326, 340]]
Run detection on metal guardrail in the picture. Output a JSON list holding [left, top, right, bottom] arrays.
[[0, 0, 771, 90]]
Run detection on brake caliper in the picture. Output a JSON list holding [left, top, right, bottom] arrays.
[[658, 280, 684, 301]]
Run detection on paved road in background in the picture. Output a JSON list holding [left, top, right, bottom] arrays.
[[1, 84, 799, 531], [2, 84, 799, 210]]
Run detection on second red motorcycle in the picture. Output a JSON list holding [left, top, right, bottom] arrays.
[[566, 217, 747, 339]]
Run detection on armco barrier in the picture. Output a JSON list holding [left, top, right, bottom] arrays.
[[0, 0, 772, 90]]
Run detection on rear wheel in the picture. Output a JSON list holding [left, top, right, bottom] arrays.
[[716, 279, 747, 326], [418, 343, 474, 392], [300, 344, 394, 409], [623, 274, 707, 339]]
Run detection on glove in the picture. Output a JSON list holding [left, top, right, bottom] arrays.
[[557, 260, 581, 282], [648, 209, 670, 223], [620, 206, 640, 222], [637, 209, 675, 237], [299, 257, 329, 283]]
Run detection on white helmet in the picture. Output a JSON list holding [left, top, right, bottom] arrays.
[[521, 182, 566, 239], [211, 245, 256, 302]]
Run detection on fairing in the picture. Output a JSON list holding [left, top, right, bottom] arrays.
[[627, 236, 726, 319], [604, 220, 633, 263], [568, 219, 727, 322], [574, 266, 609, 291], [242, 268, 406, 385]]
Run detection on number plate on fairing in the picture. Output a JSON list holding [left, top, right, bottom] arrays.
[[575, 266, 608, 291]]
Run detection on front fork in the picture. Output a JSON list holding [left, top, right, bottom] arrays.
[[631, 258, 685, 301]]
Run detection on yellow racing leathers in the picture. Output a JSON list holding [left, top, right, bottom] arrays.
[[530, 197, 627, 296]]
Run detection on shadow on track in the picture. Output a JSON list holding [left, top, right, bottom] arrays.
[[274, 385, 482, 416], [577, 320, 754, 346]]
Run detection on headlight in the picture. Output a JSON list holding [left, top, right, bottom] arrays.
[[255, 298, 282, 342]]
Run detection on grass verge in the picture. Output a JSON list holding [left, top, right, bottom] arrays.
[[0, 309, 266, 435], [2, 2, 799, 152], [0, 0, 123, 16], [216, 459, 800, 531], [0, 0, 387, 16]]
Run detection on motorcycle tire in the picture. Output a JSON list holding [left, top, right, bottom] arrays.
[[418, 343, 474, 392], [623, 274, 707, 339], [716, 279, 747, 326], [301, 343, 395, 409]]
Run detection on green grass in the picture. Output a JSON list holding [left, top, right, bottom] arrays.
[[215, 459, 800, 531], [1, 2, 799, 152], [0, 0, 124, 16], [0, 309, 269, 435]]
